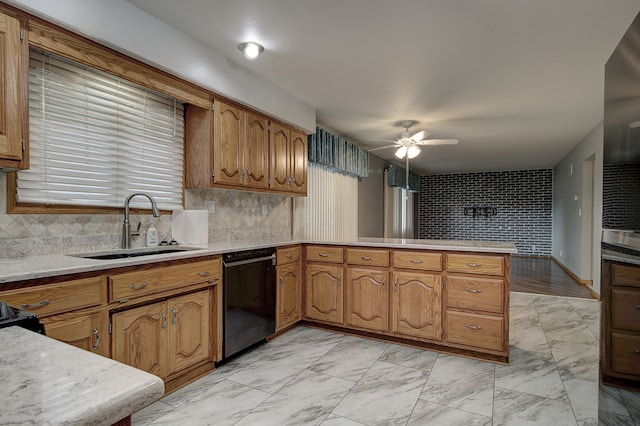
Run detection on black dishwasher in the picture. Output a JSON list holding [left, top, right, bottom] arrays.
[[222, 247, 276, 361]]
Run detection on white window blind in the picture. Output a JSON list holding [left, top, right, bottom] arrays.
[[17, 48, 185, 210]]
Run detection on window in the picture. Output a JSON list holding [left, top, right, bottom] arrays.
[[16, 48, 185, 211]]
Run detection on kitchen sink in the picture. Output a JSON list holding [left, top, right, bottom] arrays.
[[69, 246, 202, 260]]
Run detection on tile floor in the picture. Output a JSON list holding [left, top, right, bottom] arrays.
[[133, 292, 640, 426]]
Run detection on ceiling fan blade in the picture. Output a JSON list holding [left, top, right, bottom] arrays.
[[368, 139, 398, 143], [368, 145, 399, 152], [409, 130, 429, 142], [416, 139, 459, 146]]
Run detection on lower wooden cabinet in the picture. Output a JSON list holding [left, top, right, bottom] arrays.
[[346, 267, 389, 332], [305, 263, 344, 325], [444, 310, 504, 351], [391, 271, 442, 340], [276, 262, 302, 331], [42, 309, 110, 357], [112, 289, 210, 379]]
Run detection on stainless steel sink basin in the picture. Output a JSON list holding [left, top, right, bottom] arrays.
[[69, 246, 201, 260]]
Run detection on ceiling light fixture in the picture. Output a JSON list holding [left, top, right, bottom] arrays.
[[395, 146, 408, 159], [394, 144, 421, 159], [238, 42, 264, 59], [407, 145, 421, 159]]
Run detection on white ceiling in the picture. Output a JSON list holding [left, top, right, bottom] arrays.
[[128, 0, 640, 174]]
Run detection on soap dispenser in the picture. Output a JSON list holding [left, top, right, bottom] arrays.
[[146, 223, 159, 247]]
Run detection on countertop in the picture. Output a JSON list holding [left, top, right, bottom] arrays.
[[0, 237, 518, 284], [0, 326, 164, 426], [602, 249, 640, 266]]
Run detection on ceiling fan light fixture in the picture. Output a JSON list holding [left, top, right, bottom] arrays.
[[407, 145, 421, 158], [395, 146, 408, 159], [238, 42, 264, 59]]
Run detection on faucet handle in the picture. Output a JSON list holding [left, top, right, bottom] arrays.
[[131, 222, 142, 236]]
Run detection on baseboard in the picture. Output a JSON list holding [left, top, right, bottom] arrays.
[[551, 256, 600, 300]]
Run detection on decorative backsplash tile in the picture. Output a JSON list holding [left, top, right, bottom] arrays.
[[0, 172, 292, 258]]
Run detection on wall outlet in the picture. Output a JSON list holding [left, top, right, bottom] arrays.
[[205, 201, 215, 213], [560, 250, 563, 257], [261, 204, 268, 216]]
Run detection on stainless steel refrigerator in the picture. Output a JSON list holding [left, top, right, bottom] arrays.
[[383, 169, 415, 239]]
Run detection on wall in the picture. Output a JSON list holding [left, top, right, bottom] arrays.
[[0, 172, 291, 258], [4, 0, 315, 133], [553, 123, 603, 293], [419, 169, 553, 255], [357, 153, 386, 238]]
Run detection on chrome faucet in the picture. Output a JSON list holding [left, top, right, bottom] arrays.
[[122, 192, 161, 249]]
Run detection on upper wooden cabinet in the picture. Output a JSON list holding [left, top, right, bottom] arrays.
[[185, 100, 306, 195], [0, 8, 27, 169], [270, 121, 307, 195]]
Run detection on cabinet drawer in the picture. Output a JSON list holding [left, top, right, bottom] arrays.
[[612, 288, 640, 331], [0, 277, 103, 317], [611, 332, 640, 376], [346, 248, 389, 267], [109, 259, 220, 301], [612, 264, 640, 288], [446, 276, 504, 314], [393, 251, 442, 271], [445, 310, 504, 351], [306, 245, 344, 263], [277, 246, 301, 265], [446, 254, 504, 276]]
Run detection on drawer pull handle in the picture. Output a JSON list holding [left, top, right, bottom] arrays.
[[410, 259, 424, 264], [361, 256, 373, 261], [382, 278, 386, 291], [465, 324, 482, 330], [286, 253, 294, 259], [636, 305, 640, 310], [318, 253, 329, 257], [21, 299, 51, 309], [161, 312, 167, 329], [465, 288, 482, 294], [394, 278, 399, 292], [197, 270, 211, 276], [337, 274, 342, 286], [208, 278, 219, 284], [129, 282, 148, 290], [635, 350, 640, 355], [279, 277, 284, 288], [171, 307, 178, 325], [92, 327, 99, 350], [466, 263, 483, 268]]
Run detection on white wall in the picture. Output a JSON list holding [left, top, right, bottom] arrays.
[[357, 153, 386, 238], [552, 123, 604, 294], [5, 0, 315, 132]]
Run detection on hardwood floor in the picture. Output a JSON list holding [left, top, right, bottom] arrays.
[[511, 256, 595, 299]]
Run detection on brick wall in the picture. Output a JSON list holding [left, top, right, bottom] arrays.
[[602, 163, 640, 231], [418, 169, 553, 255]]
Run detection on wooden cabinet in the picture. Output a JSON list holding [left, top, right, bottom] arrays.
[[112, 289, 210, 379], [270, 121, 307, 194], [306, 245, 344, 263], [602, 261, 640, 388], [212, 99, 269, 189], [305, 263, 344, 325], [276, 245, 302, 331], [42, 309, 110, 357], [346, 267, 389, 332], [391, 271, 442, 340], [0, 8, 27, 170]]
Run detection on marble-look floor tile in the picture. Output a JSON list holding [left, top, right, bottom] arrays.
[[407, 400, 492, 426], [148, 380, 270, 426], [548, 340, 599, 382], [598, 383, 630, 416], [563, 378, 598, 426], [619, 388, 640, 425], [537, 307, 597, 346], [132, 401, 174, 426], [495, 347, 567, 401], [376, 343, 439, 372], [598, 410, 636, 426], [236, 369, 354, 426], [308, 336, 389, 382], [532, 294, 575, 316], [286, 327, 348, 349], [227, 342, 330, 393], [420, 355, 495, 417], [509, 320, 552, 355], [566, 298, 600, 339], [510, 291, 535, 308], [321, 414, 367, 426], [493, 387, 578, 426], [333, 360, 428, 426]]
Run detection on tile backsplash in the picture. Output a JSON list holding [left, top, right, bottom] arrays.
[[0, 173, 292, 258]]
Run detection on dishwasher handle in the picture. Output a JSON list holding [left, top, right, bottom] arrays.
[[223, 254, 276, 267]]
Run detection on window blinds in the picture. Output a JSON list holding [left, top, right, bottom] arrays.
[[17, 48, 185, 210]]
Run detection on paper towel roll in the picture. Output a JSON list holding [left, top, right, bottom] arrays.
[[171, 209, 208, 247]]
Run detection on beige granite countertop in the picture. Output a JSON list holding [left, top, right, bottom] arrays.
[[0, 237, 517, 284], [0, 326, 164, 426]]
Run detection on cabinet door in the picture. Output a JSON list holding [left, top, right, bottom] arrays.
[[0, 11, 23, 163], [346, 267, 389, 332], [168, 290, 210, 375], [213, 99, 244, 185], [277, 263, 302, 331], [112, 302, 168, 378], [43, 310, 109, 357], [290, 129, 307, 194], [245, 112, 269, 189], [305, 263, 344, 324], [269, 121, 290, 192], [391, 271, 442, 340]]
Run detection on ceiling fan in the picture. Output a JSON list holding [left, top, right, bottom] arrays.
[[369, 120, 459, 159]]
